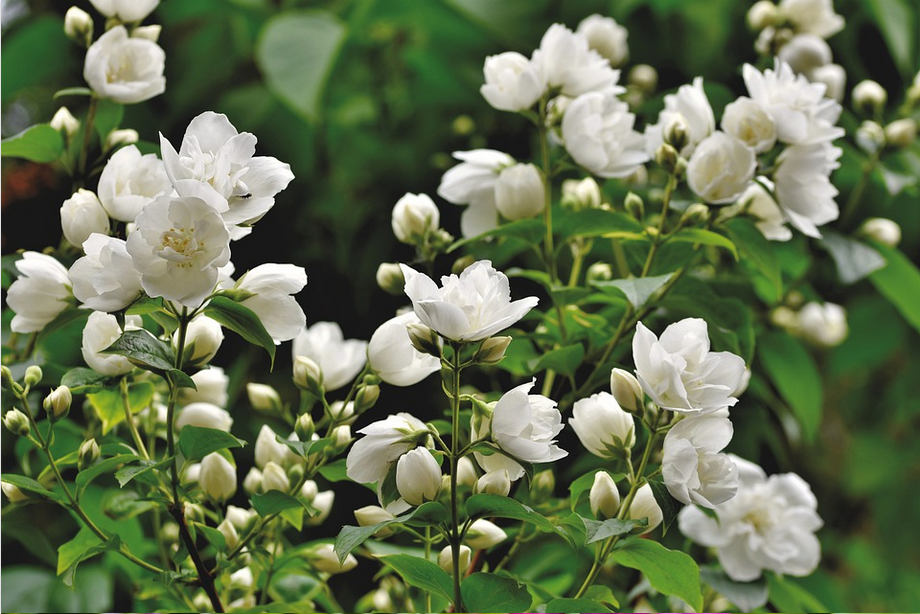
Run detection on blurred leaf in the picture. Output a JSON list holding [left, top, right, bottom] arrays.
[[869, 242, 920, 334], [593, 273, 672, 309], [723, 218, 782, 303], [1, 124, 64, 162], [178, 426, 245, 461], [545, 598, 613, 613], [818, 231, 885, 284], [668, 227, 738, 260], [56, 527, 119, 587], [866, 0, 917, 76], [53, 87, 92, 99], [767, 572, 826, 613], [378, 554, 454, 603], [250, 490, 305, 516], [102, 489, 158, 520], [757, 331, 822, 442], [448, 219, 545, 252], [555, 208, 644, 242], [1, 16, 75, 100], [93, 99, 124, 141], [0, 567, 55, 612], [87, 382, 155, 435], [611, 538, 703, 611], [462, 573, 532, 611], [256, 10, 346, 121], [701, 566, 768, 613], [204, 295, 276, 365], [531, 342, 584, 377]]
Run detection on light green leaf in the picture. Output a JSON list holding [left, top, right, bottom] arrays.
[[757, 331, 823, 441], [57, 527, 120, 587], [178, 426, 245, 461], [767, 572, 826, 613], [462, 573, 532, 611], [668, 227, 738, 259], [87, 382, 155, 435], [610, 538, 703, 611], [378, 554, 454, 604], [581, 516, 641, 544], [531, 343, 584, 377], [1, 473, 61, 502], [0, 124, 64, 163], [466, 494, 572, 544], [869, 242, 920, 334], [723, 218, 782, 302], [204, 295, 276, 365], [545, 598, 613, 613], [334, 502, 448, 563], [593, 273, 673, 309], [256, 10, 346, 121]]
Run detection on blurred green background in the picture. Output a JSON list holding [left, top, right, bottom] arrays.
[[2, 0, 919, 611]]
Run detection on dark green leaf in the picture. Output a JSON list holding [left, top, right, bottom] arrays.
[[60, 368, 109, 394], [668, 227, 738, 259], [114, 457, 172, 487], [466, 494, 572, 544], [192, 522, 226, 551], [581, 516, 640, 544], [701, 567, 768, 612], [0, 124, 64, 162], [593, 273, 673, 309], [178, 426, 245, 461], [102, 328, 174, 371], [648, 478, 681, 535], [317, 459, 348, 482], [462, 573, 532, 612], [447, 218, 545, 252], [766, 572, 826, 613], [758, 331, 822, 441], [545, 598, 612, 613], [723, 218, 782, 302], [869, 242, 920, 334], [1, 473, 60, 501], [93, 99, 124, 142], [531, 343, 584, 377], [611, 538, 703, 611], [334, 502, 448, 563], [866, 0, 916, 76], [204, 295, 276, 365], [555, 208, 643, 241], [378, 554, 454, 603], [74, 454, 137, 496], [250, 490, 304, 516]]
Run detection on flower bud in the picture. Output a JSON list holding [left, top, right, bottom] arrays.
[[293, 355, 324, 396], [451, 255, 476, 275], [1, 483, 28, 503], [747, 0, 777, 29], [406, 322, 441, 358], [474, 336, 512, 365], [628, 483, 663, 534], [465, 519, 507, 550], [856, 120, 886, 153], [242, 467, 262, 494], [64, 6, 93, 44], [852, 80, 887, 114], [159, 522, 179, 543], [396, 447, 442, 506], [199, 452, 237, 501], [811, 63, 846, 102], [217, 518, 239, 550], [181, 316, 223, 367], [306, 490, 335, 526], [624, 192, 644, 220], [354, 384, 380, 413], [438, 545, 471, 575], [312, 543, 357, 574], [78, 438, 100, 470], [261, 461, 290, 492], [475, 470, 511, 496], [43, 386, 71, 420], [628, 64, 658, 94], [531, 469, 555, 498], [191, 593, 211, 612], [50, 106, 80, 137], [247, 383, 281, 413], [590, 471, 621, 519], [293, 480, 316, 504], [229, 567, 253, 590], [494, 163, 545, 220], [24, 365, 43, 387], [663, 115, 690, 152], [104, 129, 139, 150], [561, 177, 602, 211], [60, 189, 110, 248], [392, 193, 440, 244], [1, 365, 15, 389], [295, 413, 315, 440], [885, 118, 917, 148], [610, 368, 643, 413], [355, 505, 396, 535], [457, 456, 478, 487], [132, 24, 161, 42], [376, 262, 405, 296], [226, 505, 256, 530], [861, 217, 901, 247], [3, 409, 30, 436], [570, 392, 636, 458], [329, 425, 352, 455], [680, 203, 710, 226]]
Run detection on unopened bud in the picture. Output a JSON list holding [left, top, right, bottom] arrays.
[[624, 192, 644, 220], [590, 471, 621, 519], [860, 217, 901, 247], [355, 505, 396, 535], [475, 470, 511, 496], [586, 262, 613, 284], [246, 383, 281, 413], [852, 80, 887, 114], [406, 322, 441, 358], [451, 255, 476, 275], [474, 336, 512, 365], [330, 425, 352, 454], [104, 128, 139, 150], [78, 438, 100, 470], [746, 0, 777, 30], [645, 225, 660, 239], [465, 519, 507, 550], [627, 483, 663, 534], [3, 409, 30, 437], [855, 120, 886, 153], [295, 413, 315, 440], [64, 6, 93, 44], [184, 502, 205, 522], [628, 64, 658, 94], [293, 355, 324, 395], [2, 483, 29, 503], [24, 366, 43, 387], [680, 203, 710, 226], [884, 118, 916, 148], [160, 522, 180, 543], [457, 456, 478, 487], [43, 386, 71, 420], [50, 107, 80, 137], [654, 143, 679, 173], [438, 545, 471, 575], [663, 115, 689, 152], [354, 384, 380, 413], [1, 366, 14, 389], [131, 24, 161, 42], [376, 262, 405, 296], [287, 463, 305, 486], [610, 368, 643, 413], [561, 177, 602, 211], [261, 461, 290, 492], [243, 467, 263, 494], [217, 518, 239, 550], [531, 469, 555, 498]]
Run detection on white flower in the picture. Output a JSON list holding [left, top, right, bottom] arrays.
[[64, 7, 93, 42], [576, 14, 629, 67], [686, 132, 756, 204], [175, 402, 233, 432], [228, 567, 253, 590], [743, 61, 843, 145], [400, 260, 539, 342], [345, 413, 430, 484], [609, 368, 643, 413], [179, 366, 229, 406], [292, 322, 367, 391], [199, 452, 236, 501], [861, 217, 901, 247], [493, 163, 544, 220], [627, 483, 663, 534], [226, 505, 256, 530], [721, 97, 777, 153], [777, 34, 832, 75], [395, 447, 442, 506], [105, 129, 139, 149], [778, 0, 844, 38], [61, 189, 110, 248], [82, 312, 142, 375], [312, 544, 357, 574], [633, 318, 748, 414], [261, 461, 290, 492], [368, 312, 440, 386], [531, 23, 620, 97], [437, 149, 514, 238], [465, 519, 507, 550], [126, 192, 231, 308], [563, 89, 648, 179], [569, 392, 636, 458], [83, 26, 165, 104], [724, 179, 792, 241], [809, 63, 846, 102], [774, 142, 841, 237], [89, 0, 159, 22], [97, 145, 172, 223], [217, 518, 238, 550], [69, 234, 143, 312], [159, 112, 294, 237], [480, 52, 544, 112], [645, 77, 715, 157], [391, 193, 440, 243], [590, 471, 621, 519], [797, 301, 847, 347], [254, 425, 291, 469], [678, 455, 822, 581], [247, 383, 280, 412], [235, 264, 307, 343], [8, 252, 72, 333], [663, 416, 738, 508]]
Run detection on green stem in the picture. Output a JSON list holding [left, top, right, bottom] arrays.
[[538, 98, 556, 283], [78, 96, 98, 178], [448, 342, 464, 612], [640, 174, 676, 277], [119, 377, 150, 460], [425, 526, 433, 612], [840, 150, 880, 226]]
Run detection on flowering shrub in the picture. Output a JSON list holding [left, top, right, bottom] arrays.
[[1, 0, 919, 612]]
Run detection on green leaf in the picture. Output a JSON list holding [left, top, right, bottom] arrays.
[[256, 10, 346, 121], [178, 426, 245, 461], [869, 242, 920, 334], [53, 86, 93, 98], [866, 0, 917, 77], [581, 516, 640, 544], [0, 124, 64, 163], [74, 454, 137, 496], [593, 273, 673, 309], [204, 295, 276, 365], [723, 218, 782, 302], [648, 478, 681, 535], [317, 459, 348, 482], [101, 329, 194, 387], [87, 382, 155, 435], [555, 208, 643, 241], [192, 522, 227, 551], [767, 572, 826, 613], [584, 584, 620, 609], [94, 99, 124, 142], [668, 227, 738, 259], [334, 502, 448, 563], [818, 231, 885, 284], [611, 538, 703, 611], [447, 218, 545, 253], [378, 554, 454, 604], [531, 343, 584, 377], [466, 494, 572, 544], [462, 573, 532, 612], [757, 331, 823, 441], [114, 457, 172, 487], [700, 567, 768, 613], [545, 598, 613, 613], [250, 490, 304, 516], [56, 527, 120, 587], [60, 367, 109, 394], [1, 473, 60, 501]]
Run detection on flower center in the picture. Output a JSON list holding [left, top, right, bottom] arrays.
[[158, 226, 205, 267]]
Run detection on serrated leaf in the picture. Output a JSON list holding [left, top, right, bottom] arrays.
[[203, 295, 275, 365], [57, 527, 120, 587], [378, 554, 454, 603], [1, 123, 64, 162], [611, 538, 703, 611], [178, 426, 244, 461], [114, 457, 172, 487]]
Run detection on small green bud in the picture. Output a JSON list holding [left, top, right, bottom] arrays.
[[375, 262, 405, 296], [852, 79, 887, 115], [78, 438, 100, 470], [43, 386, 71, 420], [628, 64, 658, 94], [680, 203, 710, 226], [246, 383, 282, 413], [295, 413, 315, 440], [531, 469, 555, 498], [624, 192, 644, 220], [293, 356, 324, 397], [654, 143, 679, 173], [663, 115, 689, 152], [354, 384, 380, 413], [287, 463, 305, 485], [3, 409, 30, 437], [24, 365, 43, 387], [474, 336, 512, 365], [406, 322, 441, 358], [586, 262, 614, 284]]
